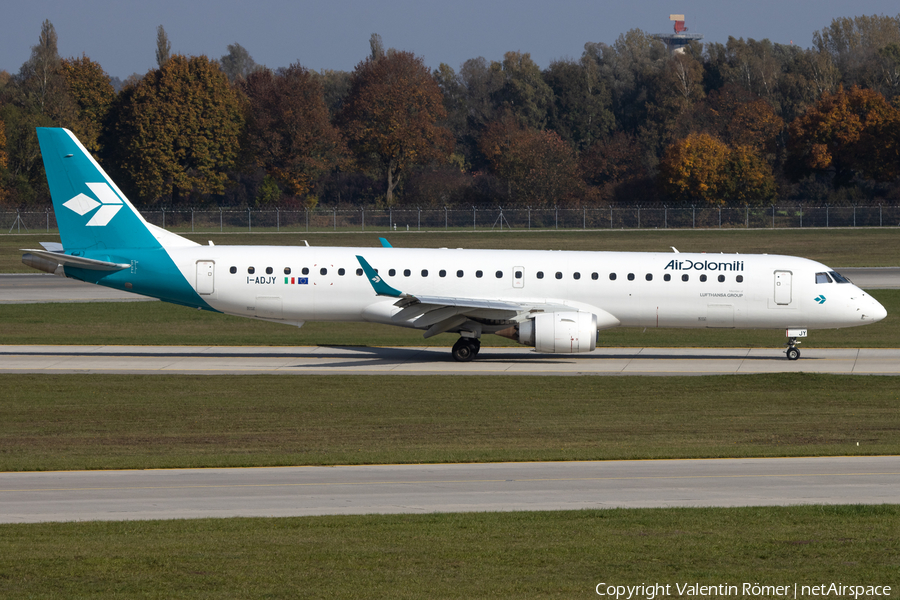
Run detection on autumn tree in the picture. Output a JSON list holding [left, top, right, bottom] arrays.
[[491, 51, 553, 129], [479, 116, 583, 206], [241, 64, 348, 206], [220, 43, 260, 83], [786, 86, 900, 186], [59, 55, 115, 154], [107, 54, 244, 204], [155, 25, 171, 68], [544, 57, 614, 151], [813, 15, 900, 94], [659, 133, 776, 206], [337, 51, 453, 205], [580, 132, 652, 203]]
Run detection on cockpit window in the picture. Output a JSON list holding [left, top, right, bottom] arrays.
[[829, 271, 852, 284], [816, 272, 833, 284]]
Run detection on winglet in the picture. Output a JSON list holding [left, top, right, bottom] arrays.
[[356, 255, 404, 298], [379, 237, 393, 248]]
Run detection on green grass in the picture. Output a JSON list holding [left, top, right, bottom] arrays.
[[0, 506, 897, 599], [4, 227, 900, 272], [1, 374, 898, 471], [2, 289, 897, 347]]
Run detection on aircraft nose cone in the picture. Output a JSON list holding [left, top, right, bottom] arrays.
[[866, 298, 888, 323]]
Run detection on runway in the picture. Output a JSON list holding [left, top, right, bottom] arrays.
[[1, 456, 897, 523], [1, 266, 898, 304], [2, 344, 900, 375]]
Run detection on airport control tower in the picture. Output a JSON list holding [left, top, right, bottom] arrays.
[[651, 14, 703, 53]]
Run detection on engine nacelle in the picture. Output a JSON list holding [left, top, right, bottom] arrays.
[[518, 311, 598, 353]]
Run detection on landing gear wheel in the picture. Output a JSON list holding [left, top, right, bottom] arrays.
[[451, 338, 479, 362], [786, 347, 801, 361]]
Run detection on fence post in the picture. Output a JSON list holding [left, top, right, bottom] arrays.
[[389, 208, 393, 230], [879, 204, 882, 227], [248, 208, 251, 232], [583, 207, 586, 229], [827, 205, 830, 227], [444, 206, 448, 230], [772, 204, 775, 229], [473, 206, 476, 231], [46, 207, 50, 232], [799, 204, 803, 228], [692, 206, 695, 229], [555, 206, 558, 230], [361, 208, 365, 231], [418, 208, 421, 231], [191, 208, 195, 233], [853, 206, 856, 227], [637, 206, 641, 229], [718, 207, 721, 228], [333, 207, 336, 231], [305, 208, 309, 232], [610, 207, 613, 229], [277, 207, 280, 232], [528, 207, 531, 229], [664, 206, 667, 229]]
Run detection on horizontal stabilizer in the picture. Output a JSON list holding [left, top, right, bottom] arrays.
[[22, 249, 131, 272]]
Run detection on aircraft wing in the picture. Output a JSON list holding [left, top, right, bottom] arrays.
[[355, 255, 599, 337]]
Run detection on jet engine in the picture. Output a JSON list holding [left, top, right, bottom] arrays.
[[515, 311, 598, 353]]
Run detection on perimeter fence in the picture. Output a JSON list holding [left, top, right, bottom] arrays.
[[4, 205, 900, 234]]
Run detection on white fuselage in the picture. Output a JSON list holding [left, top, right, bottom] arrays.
[[164, 246, 886, 334]]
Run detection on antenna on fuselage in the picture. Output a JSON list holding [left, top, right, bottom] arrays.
[[671, 247, 680, 253]]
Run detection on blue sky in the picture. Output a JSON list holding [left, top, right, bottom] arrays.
[[4, 1, 899, 79]]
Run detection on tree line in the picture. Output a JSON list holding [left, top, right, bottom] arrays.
[[1, 17, 899, 210]]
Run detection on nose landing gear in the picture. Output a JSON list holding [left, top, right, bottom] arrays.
[[784, 328, 806, 360]]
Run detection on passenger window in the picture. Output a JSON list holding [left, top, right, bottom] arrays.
[[421, 270, 428, 277], [266, 267, 273, 275], [457, 270, 464, 278], [248, 266, 255, 274], [682, 274, 689, 282], [389, 269, 396, 277], [320, 268, 328, 276], [555, 272, 563, 280], [816, 272, 833, 284], [609, 273, 616, 281], [627, 273, 635, 281], [495, 271, 503, 279], [338, 268, 345, 276], [230, 266, 237, 274], [404, 269, 411, 277], [645, 274, 652, 281], [573, 272, 581, 280], [356, 268, 363, 276], [515, 270, 523, 279], [537, 271, 544, 279], [476, 270, 483, 278], [700, 274, 707, 282], [664, 274, 671, 281], [439, 270, 447, 278], [718, 274, 725, 283], [302, 267, 309, 275], [591, 272, 598, 280], [284, 267, 291, 275], [736, 275, 743, 283]]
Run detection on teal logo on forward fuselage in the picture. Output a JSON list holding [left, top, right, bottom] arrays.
[[815, 295, 826, 304]]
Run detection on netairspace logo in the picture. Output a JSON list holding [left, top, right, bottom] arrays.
[[594, 582, 893, 599], [62, 182, 123, 226]]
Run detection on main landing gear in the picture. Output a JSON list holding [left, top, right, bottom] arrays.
[[451, 337, 481, 362]]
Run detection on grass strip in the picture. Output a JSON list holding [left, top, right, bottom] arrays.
[[0, 506, 897, 599], [1, 288, 897, 347], [4, 228, 900, 272], [1, 374, 898, 471]]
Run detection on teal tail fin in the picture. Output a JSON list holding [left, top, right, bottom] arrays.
[[36, 128, 191, 252]]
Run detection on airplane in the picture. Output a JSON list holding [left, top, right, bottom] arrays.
[[22, 128, 888, 362]]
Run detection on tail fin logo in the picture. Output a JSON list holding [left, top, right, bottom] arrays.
[[62, 182, 123, 226]]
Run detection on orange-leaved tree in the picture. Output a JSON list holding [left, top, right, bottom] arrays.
[[786, 86, 900, 186], [337, 51, 453, 205], [242, 64, 348, 206]]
